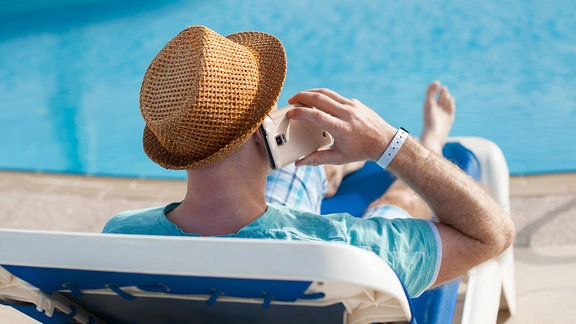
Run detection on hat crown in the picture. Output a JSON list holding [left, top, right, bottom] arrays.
[[140, 26, 286, 169]]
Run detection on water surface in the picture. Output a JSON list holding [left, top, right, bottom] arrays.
[[0, 0, 574, 178]]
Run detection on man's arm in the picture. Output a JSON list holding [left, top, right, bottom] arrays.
[[287, 88, 514, 286], [387, 136, 514, 285]]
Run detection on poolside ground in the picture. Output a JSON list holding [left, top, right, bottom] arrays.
[[1, 171, 575, 323]]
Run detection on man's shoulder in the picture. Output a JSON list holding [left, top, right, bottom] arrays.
[[102, 203, 177, 235]]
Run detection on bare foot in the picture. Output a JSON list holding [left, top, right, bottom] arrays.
[[324, 161, 365, 198], [420, 81, 456, 153], [365, 82, 455, 220]]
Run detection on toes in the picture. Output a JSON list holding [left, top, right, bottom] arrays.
[[437, 87, 456, 113], [438, 86, 454, 107], [425, 81, 441, 100], [448, 96, 456, 111], [438, 86, 448, 105]]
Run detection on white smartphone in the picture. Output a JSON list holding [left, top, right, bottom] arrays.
[[260, 104, 333, 169]]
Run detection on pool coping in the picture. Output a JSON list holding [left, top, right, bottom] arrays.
[[2, 170, 576, 199], [1, 169, 575, 246]]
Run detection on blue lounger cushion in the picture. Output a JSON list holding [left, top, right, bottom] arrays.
[[2, 265, 345, 323]]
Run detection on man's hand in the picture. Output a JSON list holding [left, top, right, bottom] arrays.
[[289, 88, 514, 288], [287, 89, 396, 166]]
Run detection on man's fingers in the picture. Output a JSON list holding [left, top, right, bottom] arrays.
[[285, 87, 394, 164], [295, 149, 344, 167], [302, 88, 350, 105], [286, 105, 344, 134], [288, 89, 350, 117]]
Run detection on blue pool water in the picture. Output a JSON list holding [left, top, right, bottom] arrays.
[[0, 0, 574, 178]]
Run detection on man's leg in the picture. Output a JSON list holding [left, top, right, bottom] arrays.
[[366, 81, 456, 219], [324, 162, 365, 198]]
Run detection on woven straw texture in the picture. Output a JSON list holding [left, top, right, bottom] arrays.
[[140, 26, 286, 169]]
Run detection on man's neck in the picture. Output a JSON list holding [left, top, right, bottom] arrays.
[[167, 160, 269, 236]]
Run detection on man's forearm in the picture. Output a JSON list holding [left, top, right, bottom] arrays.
[[387, 136, 513, 251]]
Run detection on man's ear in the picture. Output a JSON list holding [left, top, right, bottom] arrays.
[[252, 128, 265, 144]]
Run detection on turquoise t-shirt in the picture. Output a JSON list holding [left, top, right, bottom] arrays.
[[103, 202, 440, 297]]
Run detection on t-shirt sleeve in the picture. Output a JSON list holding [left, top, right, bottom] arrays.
[[347, 216, 442, 298], [264, 205, 442, 298]]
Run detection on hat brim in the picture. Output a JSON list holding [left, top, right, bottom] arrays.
[[142, 29, 287, 170]]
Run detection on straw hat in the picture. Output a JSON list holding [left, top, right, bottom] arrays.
[[140, 25, 287, 169]]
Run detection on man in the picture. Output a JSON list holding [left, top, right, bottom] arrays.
[[103, 26, 514, 298]]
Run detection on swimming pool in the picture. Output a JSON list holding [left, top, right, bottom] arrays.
[[0, 0, 574, 178]]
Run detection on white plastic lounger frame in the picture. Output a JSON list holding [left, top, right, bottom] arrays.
[[0, 266, 98, 322], [0, 231, 412, 323], [0, 136, 515, 324], [451, 137, 516, 324]]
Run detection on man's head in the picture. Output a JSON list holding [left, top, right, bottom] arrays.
[[140, 26, 286, 170]]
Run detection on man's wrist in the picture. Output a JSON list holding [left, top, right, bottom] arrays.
[[376, 127, 409, 169]]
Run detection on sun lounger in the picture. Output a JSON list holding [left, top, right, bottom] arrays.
[[0, 137, 514, 323]]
